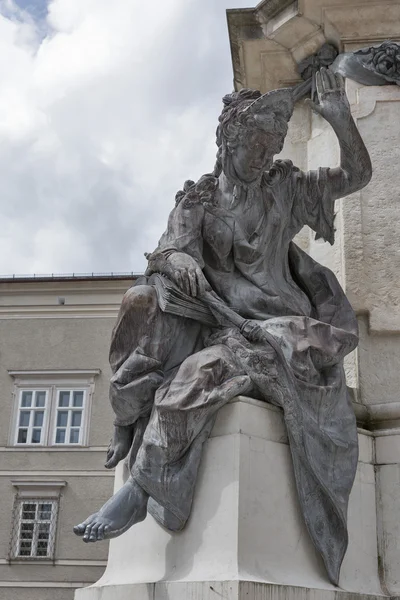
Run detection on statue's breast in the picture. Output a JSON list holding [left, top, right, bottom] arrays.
[[202, 208, 234, 264]]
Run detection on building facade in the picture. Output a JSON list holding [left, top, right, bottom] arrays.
[[0, 274, 136, 600]]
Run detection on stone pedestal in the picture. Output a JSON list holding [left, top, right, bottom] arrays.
[[76, 398, 384, 600]]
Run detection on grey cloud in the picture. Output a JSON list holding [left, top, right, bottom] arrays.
[[0, 0, 255, 275]]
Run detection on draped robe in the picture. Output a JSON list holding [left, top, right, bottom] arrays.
[[110, 160, 358, 586]]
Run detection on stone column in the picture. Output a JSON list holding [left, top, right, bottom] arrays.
[[227, 0, 400, 595]]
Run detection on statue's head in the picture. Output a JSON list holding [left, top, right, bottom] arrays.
[[216, 88, 294, 184]]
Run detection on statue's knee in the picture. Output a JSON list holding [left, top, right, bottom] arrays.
[[121, 285, 157, 313]]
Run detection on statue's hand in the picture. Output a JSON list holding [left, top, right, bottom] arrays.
[[306, 67, 351, 126], [166, 252, 210, 297]]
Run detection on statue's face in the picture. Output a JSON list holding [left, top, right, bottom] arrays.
[[230, 121, 286, 183]]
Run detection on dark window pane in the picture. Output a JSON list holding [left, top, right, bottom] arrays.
[[69, 428, 80, 444], [19, 411, 31, 427], [17, 429, 28, 444], [21, 392, 32, 407], [31, 429, 41, 444], [73, 391, 84, 407], [21, 523, 34, 536], [19, 544, 32, 556], [20, 542, 32, 551], [39, 505, 52, 520], [57, 411, 68, 427], [33, 411, 44, 427], [71, 411, 82, 427], [55, 428, 66, 443], [38, 522, 50, 536], [36, 544, 49, 557], [58, 391, 70, 407], [35, 392, 46, 407], [22, 505, 36, 520], [38, 535, 50, 545]]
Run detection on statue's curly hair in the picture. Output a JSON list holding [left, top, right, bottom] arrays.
[[213, 89, 262, 176]]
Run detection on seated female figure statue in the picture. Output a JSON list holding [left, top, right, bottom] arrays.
[[74, 69, 372, 586]]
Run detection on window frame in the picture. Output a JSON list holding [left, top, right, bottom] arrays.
[[15, 499, 58, 559], [13, 388, 51, 447], [10, 480, 66, 562], [51, 388, 88, 446], [9, 370, 99, 448]]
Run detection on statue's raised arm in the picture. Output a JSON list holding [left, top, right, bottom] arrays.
[[306, 67, 372, 200]]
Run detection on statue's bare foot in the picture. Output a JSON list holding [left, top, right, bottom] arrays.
[[73, 477, 149, 542], [105, 424, 134, 469]]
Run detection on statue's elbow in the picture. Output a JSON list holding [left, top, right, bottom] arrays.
[[348, 161, 372, 194], [361, 156, 373, 188]]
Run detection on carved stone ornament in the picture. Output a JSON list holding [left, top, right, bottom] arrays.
[[73, 64, 373, 588], [332, 41, 400, 87], [295, 40, 400, 100]]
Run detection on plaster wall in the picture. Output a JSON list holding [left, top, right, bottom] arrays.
[[0, 316, 115, 447], [0, 589, 76, 600], [0, 278, 130, 597]]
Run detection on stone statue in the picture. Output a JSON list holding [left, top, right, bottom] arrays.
[[74, 69, 372, 586]]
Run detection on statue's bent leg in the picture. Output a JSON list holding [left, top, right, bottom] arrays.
[[74, 344, 251, 541], [105, 284, 204, 468], [132, 344, 252, 531], [74, 285, 206, 541], [109, 283, 204, 426]]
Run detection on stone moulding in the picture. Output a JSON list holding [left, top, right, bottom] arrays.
[[227, 1, 400, 94]]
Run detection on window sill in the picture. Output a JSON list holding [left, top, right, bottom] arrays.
[[8, 557, 55, 563]]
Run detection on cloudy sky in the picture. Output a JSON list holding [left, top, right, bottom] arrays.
[[0, 0, 255, 276]]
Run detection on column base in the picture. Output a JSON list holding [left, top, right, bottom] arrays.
[[76, 580, 386, 600]]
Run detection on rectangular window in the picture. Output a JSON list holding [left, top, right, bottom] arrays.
[[53, 390, 86, 445], [15, 390, 48, 445], [11, 378, 93, 447], [12, 499, 58, 559]]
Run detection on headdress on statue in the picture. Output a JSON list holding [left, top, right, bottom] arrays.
[[216, 87, 294, 147]]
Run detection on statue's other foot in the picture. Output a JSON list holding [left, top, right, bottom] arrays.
[[105, 424, 134, 469], [73, 477, 148, 542]]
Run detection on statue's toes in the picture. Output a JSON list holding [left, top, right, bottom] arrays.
[[97, 524, 106, 540], [73, 523, 86, 536], [105, 445, 127, 469], [88, 523, 100, 542], [103, 524, 112, 539], [104, 452, 119, 469], [83, 522, 97, 543]]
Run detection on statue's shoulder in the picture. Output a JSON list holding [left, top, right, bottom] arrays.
[[262, 159, 301, 188], [174, 174, 219, 210]]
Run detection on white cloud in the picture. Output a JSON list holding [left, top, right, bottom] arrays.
[[0, 0, 255, 275]]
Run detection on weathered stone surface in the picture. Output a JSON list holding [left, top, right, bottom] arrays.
[[76, 581, 386, 600], [75, 399, 382, 599]]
